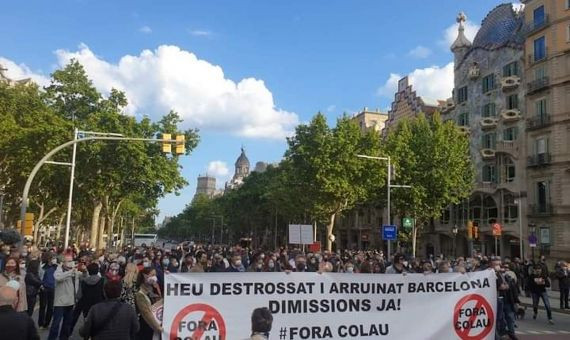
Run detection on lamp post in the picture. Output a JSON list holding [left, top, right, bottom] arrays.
[[514, 196, 523, 260], [356, 155, 411, 258], [452, 224, 458, 258]]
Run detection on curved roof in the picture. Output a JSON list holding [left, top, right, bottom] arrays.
[[471, 4, 524, 50], [235, 148, 250, 167]]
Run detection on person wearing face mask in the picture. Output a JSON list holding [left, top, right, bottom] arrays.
[[25, 259, 43, 316], [528, 264, 553, 324], [70, 262, 105, 334], [167, 257, 180, 273], [105, 262, 122, 282], [181, 254, 193, 272], [555, 261, 569, 309], [265, 257, 280, 272], [385, 254, 407, 274], [192, 251, 209, 273], [344, 262, 355, 274], [135, 268, 163, 340], [0, 257, 28, 312], [48, 255, 80, 340], [226, 252, 245, 272], [39, 255, 58, 328], [294, 255, 307, 272]]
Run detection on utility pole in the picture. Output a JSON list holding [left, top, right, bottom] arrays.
[[63, 128, 78, 249]]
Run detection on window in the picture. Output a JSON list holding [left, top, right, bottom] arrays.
[[457, 86, 468, 103], [482, 132, 496, 149], [503, 62, 519, 77], [482, 74, 496, 93], [469, 196, 482, 225], [440, 208, 450, 224], [457, 112, 469, 126], [536, 98, 547, 118], [535, 66, 547, 80], [503, 127, 518, 141], [567, 0, 570, 10], [484, 196, 498, 224], [506, 94, 519, 110], [533, 6, 545, 27], [503, 194, 518, 224], [536, 137, 548, 155], [482, 103, 496, 117], [504, 157, 515, 182], [482, 164, 496, 183], [534, 36, 546, 61], [536, 181, 549, 212]]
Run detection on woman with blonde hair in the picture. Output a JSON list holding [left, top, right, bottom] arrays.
[[119, 262, 139, 308]]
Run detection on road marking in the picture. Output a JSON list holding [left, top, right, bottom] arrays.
[[559, 330, 570, 334], [527, 330, 541, 334], [515, 330, 527, 335], [541, 330, 555, 334]]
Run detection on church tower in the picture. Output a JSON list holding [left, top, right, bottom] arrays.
[[450, 12, 472, 67], [233, 147, 250, 180]]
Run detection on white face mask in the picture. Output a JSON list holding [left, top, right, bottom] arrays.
[[19, 263, 26, 270], [51, 258, 58, 265], [268, 262, 275, 268], [346, 267, 354, 273], [234, 260, 242, 267], [146, 275, 158, 285], [143, 261, 151, 268]]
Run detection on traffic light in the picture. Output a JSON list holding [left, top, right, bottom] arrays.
[[473, 224, 479, 240], [162, 133, 171, 153], [466, 220, 473, 240], [18, 213, 34, 236], [176, 134, 185, 155]]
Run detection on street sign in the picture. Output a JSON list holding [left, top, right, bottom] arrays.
[[540, 228, 550, 245], [528, 234, 537, 248], [492, 223, 502, 237], [402, 217, 414, 230], [288, 224, 314, 245], [382, 225, 397, 241]]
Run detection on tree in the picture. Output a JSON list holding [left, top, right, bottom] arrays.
[[285, 113, 384, 251], [384, 112, 474, 256]]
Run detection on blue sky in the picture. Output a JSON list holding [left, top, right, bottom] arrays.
[[0, 0, 522, 223]]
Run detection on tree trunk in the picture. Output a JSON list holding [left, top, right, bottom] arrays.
[[326, 212, 337, 251], [55, 212, 65, 242], [90, 201, 102, 249], [98, 213, 107, 250], [412, 223, 418, 258]]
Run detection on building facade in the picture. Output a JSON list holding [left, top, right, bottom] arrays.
[[0, 64, 31, 86], [194, 175, 217, 199], [522, 0, 570, 258], [429, 6, 528, 258], [225, 148, 251, 190]]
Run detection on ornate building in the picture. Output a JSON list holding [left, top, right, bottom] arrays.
[[194, 175, 216, 199], [0, 64, 31, 86], [225, 148, 251, 190], [522, 0, 570, 258], [430, 6, 527, 258], [383, 76, 440, 135]]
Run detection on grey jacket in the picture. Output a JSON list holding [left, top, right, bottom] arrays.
[[53, 265, 79, 307]]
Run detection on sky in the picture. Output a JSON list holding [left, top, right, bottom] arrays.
[[0, 0, 523, 223]]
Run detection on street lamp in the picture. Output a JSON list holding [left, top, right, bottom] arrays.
[[514, 195, 523, 260], [356, 154, 411, 258], [452, 224, 458, 258]]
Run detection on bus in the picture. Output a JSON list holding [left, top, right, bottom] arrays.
[[133, 233, 158, 247]]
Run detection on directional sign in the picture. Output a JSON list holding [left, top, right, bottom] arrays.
[[402, 217, 414, 230], [382, 225, 397, 241]]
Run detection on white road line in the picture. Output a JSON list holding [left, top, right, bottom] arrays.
[[526, 330, 542, 334], [541, 330, 556, 334], [559, 330, 570, 334], [515, 330, 527, 335]]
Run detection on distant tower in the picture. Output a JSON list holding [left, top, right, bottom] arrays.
[[195, 175, 216, 198], [254, 161, 268, 173], [233, 147, 250, 180], [450, 12, 473, 67]]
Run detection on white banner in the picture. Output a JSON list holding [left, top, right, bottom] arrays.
[[288, 224, 313, 245], [163, 271, 497, 340]]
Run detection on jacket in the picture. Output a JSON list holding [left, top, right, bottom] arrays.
[[53, 265, 79, 307], [25, 271, 43, 296], [0, 305, 40, 340], [135, 285, 162, 332], [556, 268, 570, 289], [528, 273, 550, 294], [0, 273, 28, 312], [77, 275, 105, 313], [79, 299, 140, 340], [41, 264, 57, 289]]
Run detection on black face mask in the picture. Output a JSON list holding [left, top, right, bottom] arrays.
[[296, 263, 306, 271]]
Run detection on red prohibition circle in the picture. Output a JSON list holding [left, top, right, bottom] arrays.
[[453, 294, 494, 340], [169, 303, 227, 340]]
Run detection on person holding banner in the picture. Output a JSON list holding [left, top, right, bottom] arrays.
[[249, 307, 273, 340], [135, 267, 163, 339]]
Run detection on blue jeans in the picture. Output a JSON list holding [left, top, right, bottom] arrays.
[[532, 291, 552, 320], [503, 303, 516, 336], [48, 305, 74, 340], [495, 297, 505, 340]]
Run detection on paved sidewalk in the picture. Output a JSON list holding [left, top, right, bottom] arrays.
[[519, 289, 570, 315]]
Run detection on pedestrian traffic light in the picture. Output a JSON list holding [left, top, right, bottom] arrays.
[[473, 225, 479, 240], [162, 133, 171, 153], [466, 220, 473, 240], [175, 134, 185, 155]]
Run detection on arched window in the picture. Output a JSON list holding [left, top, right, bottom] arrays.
[[504, 157, 515, 182], [469, 196, 482, 225], [504, 194, 518, 223], [484, 196, 498, 224]]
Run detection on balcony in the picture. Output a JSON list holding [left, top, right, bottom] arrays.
[[501, 109, 522, 122], [496, 141, 519, 158], [528, 49, 548, 65], [476, 181, 497, 194], [525, 15, 549, 36], [528, 203, 553, 216], [527, 77, 549, 94], [527, 114, 550, 130], [527, 153, 552, 167], [480, 118, 498, 130], [480, 148, 496, 160], [501, 76, 521, 91], [457, 126, 470, 134]]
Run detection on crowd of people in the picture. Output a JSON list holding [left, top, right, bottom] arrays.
[[0, 239, 568, 340]]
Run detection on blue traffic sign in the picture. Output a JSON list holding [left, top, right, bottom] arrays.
[[382, 225, 397, 241]]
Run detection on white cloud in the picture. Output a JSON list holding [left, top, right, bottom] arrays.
[[0, 57, 50, 86], [441, 20, 480, 49], [377, 62, 454, 102], [54, 44, 298, 138], [139, 26, 152, 34], [512, 2, 525, 13], [189, 30, 212, 37], [407, 45, 431, 59], [207, 160, 229, 177]]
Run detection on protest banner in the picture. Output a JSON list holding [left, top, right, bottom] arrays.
[[163, 271, 496, 340]]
